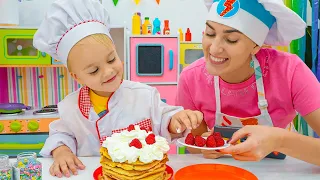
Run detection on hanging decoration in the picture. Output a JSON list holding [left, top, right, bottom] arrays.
[[285, 0, 317, 137], [297, 0, 310, 137], [134, 0, 140, 5], [313, 0, 320, 137], [318, 33, 320, 81], [289, 0, 306, 61], [113, 0, 119, 6], [287, 0, 299, 58], [299, 0, 306, 61], [312, 0, 318, 75], [156, 0, 160, 5], [314, 0, 320, 81]]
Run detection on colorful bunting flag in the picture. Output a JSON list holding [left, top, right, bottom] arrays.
[[113, 0, 119, 6], [134, 0, 140, 5]]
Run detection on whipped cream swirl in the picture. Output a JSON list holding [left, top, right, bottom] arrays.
[[102, 125, 170, 163]]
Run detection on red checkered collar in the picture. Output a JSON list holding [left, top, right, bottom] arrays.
[[78, 80, 123, 119], [78, 86, 92, 119]]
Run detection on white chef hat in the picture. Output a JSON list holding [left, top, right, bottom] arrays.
[[204, 0, 306, 46], [33, 0, 112, 65]]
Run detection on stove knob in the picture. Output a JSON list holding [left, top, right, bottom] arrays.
[[10, 121, 22, 133], [0, 122, 4, 133], [27, 120, 39, 132]]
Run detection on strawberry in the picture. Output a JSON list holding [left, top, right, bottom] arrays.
[[127, 124, 135, 132], [129, 138, 142, 149], [215, 137, 225, 147], [206, 135, 216, 147], [213, 132, 222, 138], [185, 133, 195, 145], [140, 126, 148, 132], [194, 135, 206, 147], [145, 133, 156, 145]]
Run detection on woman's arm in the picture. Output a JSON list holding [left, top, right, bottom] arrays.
[[221, 109, 320, 166], [276, 109, 320, 166]]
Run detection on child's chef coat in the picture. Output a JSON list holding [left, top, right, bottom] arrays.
[[40, 80, 183, 157]]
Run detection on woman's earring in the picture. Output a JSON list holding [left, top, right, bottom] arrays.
[[250, 60, 254, 68]]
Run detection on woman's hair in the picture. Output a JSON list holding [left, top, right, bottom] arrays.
[[67, 33, 114, 70]]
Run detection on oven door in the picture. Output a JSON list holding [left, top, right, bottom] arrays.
[[180, 43, 203, 73], [129, 37, 179, 84], [0, 28, 51, 65]]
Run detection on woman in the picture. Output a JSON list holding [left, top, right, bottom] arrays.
[[176, 0, 320, 166]]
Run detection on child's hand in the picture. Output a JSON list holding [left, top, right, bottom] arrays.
[[50, 145, 85, 178], [169, 110, 203, 133]]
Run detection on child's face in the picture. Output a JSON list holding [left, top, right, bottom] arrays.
[[68, 36, 123, 97]]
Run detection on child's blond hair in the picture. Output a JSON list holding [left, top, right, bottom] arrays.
[[67, 33, 114, 71]]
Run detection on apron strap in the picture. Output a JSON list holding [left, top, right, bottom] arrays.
[[214, 56, 267, 115], [214, 76, 221, 113], [213, 56, 273, 126], [253, 56, 269, 116]]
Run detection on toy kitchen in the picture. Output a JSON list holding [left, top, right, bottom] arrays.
[[0, 23, 204, 157]]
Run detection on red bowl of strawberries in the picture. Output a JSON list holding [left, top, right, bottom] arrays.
[[177, 132, 230, 150]]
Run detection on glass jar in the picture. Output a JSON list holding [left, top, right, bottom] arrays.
[[13, 152, 42, 180], [0, 154, 12, 180]]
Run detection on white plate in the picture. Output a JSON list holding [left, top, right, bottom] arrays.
[[176, 137, 230, 150]]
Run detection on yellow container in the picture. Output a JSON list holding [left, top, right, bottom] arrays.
[[178, 28, 184, 41], [132, 13, 141, 35], [142, 17, 152, 35]]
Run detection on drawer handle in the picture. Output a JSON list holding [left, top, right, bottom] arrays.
[[169, 49, 174, 70]]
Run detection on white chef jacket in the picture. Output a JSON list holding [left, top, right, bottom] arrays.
[[39, 80, 183, 157]]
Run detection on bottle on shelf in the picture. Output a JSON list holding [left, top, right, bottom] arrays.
[[132, 12, 141, 35], [142, 17, 152, 35], [163, 20, 170, 35], [178, 28, 184, 41], [152, 18, 161, 35], [185, 28, 192, 41]]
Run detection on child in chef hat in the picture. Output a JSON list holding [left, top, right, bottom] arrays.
[[33, 0, 203, 177]]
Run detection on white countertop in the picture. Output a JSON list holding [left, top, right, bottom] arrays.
[[10, 154, 320, 179]]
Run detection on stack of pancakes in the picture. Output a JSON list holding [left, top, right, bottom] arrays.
[[99, 147, 170, 180]]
